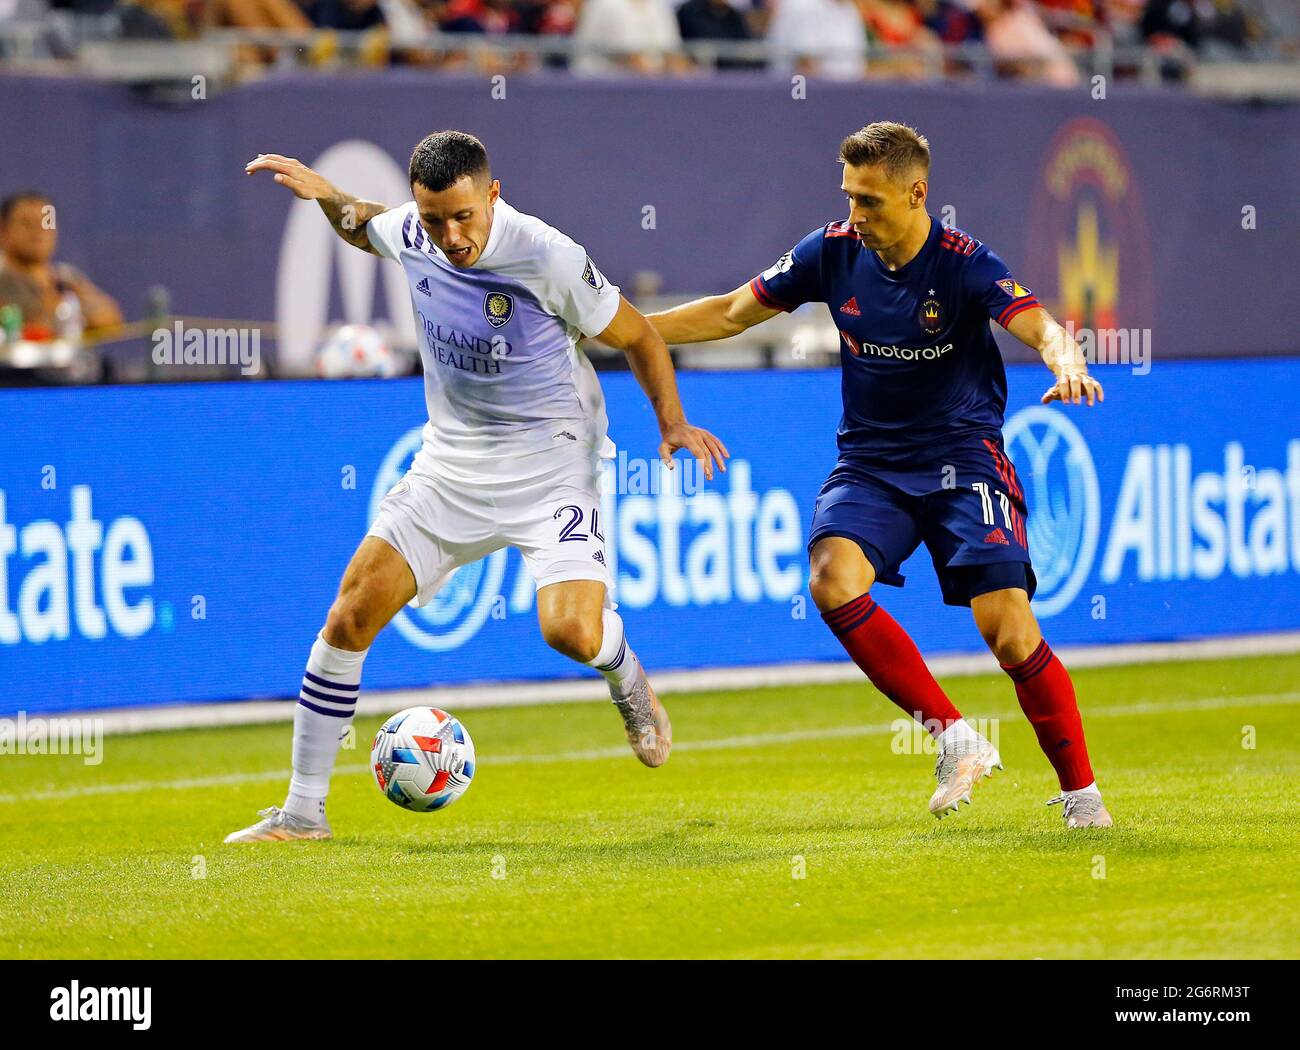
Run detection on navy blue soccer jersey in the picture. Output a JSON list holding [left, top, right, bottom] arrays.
[[749, 216, 1041, 467]]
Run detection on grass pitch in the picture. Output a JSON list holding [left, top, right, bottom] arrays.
[[2, 652, 1297, 959]]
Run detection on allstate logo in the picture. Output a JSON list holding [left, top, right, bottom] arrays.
[[1001, 406, 1100, 618], [370, 427, 508, 651]]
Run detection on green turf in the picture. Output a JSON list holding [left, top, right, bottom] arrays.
[[2, 652, 1298, 959]]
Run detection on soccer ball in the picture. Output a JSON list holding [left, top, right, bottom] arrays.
[[370, 707, 476, 812], [315, 323, 398, 379]]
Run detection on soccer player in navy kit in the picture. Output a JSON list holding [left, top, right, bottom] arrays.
[[649, 122, 1112, 829]]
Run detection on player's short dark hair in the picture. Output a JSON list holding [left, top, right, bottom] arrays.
[[408, 131, 491, 193], [838, 123, 931, 182], [0, 190, 51, 224]]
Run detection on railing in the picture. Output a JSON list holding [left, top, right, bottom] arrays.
[[6, 16, 1297, 98]]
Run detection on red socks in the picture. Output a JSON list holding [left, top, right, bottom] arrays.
[[1001, 639, 1094, 791], [823, 594, 1096, 789], [822, 593, 962, 734]]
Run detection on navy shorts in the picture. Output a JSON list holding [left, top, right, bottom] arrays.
[[808, 435, 1037, 607]]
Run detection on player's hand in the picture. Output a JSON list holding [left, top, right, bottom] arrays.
[[658, 421, 730, 482], [1041, 368, 1103, 407], [244, 154, 335, 201]]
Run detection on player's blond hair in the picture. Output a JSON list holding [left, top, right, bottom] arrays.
[[838, 123, 931, 182]]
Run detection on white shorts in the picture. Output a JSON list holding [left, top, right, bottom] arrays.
[[367, 448, 612, 607]]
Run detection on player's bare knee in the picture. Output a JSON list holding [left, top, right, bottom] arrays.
[[973, 591, 1040, 665], [808, 539, 874, 612], [541, 615, 602, 663], [978, 613, 1039, 665], [323, 600, 379, 651], [809, 563, 871, 612]]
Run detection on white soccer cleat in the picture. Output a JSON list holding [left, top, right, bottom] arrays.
[[223, 806, 332, 844], [611, 670, 672, 768], [928, 738, 1002, 819], [1047, 791, 1114, 828]]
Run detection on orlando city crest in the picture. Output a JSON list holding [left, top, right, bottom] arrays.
[[483, 290, 514, 329], [918, 297, 944, 334]]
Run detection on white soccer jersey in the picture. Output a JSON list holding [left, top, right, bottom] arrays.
[[366, 198, 622, 484]]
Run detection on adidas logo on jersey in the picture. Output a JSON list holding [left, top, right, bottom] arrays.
[[839, 297, 861, 316], [416, 277, 431, 297], [984, 528, 1010, 546]]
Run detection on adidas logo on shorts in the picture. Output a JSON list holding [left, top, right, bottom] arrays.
[[592, 550, 605, 565]]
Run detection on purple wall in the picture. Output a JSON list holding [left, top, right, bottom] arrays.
[[4, 71, 1298, 362]]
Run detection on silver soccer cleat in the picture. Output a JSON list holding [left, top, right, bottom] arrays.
[[611, 669, 672, 768], [1047, 791, 1114, 828], [929, 738, 1003, 819], [223, 805, 332, 844]]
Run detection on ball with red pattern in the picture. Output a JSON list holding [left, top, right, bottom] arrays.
[[371, 706, 476, 812]]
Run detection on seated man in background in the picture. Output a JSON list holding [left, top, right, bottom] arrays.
[[573, 0, 692, 75], [0, 191, 123, 340], [676, 0, 758, 70], [768, 0, 870, 80]]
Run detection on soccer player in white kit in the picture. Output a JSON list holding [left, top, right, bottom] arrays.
[[226, 131, 729, 843]]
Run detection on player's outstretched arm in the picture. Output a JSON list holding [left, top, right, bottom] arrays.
[[1006, 306, 1105, 407], [596, 296, 730, 481], [244, 153, 389, 255], [647, 282, 780, 345]]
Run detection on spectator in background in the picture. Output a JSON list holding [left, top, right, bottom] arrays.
[[0, 192, 123, 341], [515, 0, 580, 36], [512, 0, 580, 69], [1035, 0, 1109, 47], [862, 0, 942, 77], [981, 0, 1082, 85], [104, 1, 182, 38], [435, 0, 517, 33], [912, 0, 984, 76], [1140, 0, 1201, 47], [677, 0, 758, 69], [1140, 0, 1256, 53], [573, 0, 691, 75], [916, 0, 986, 44], [210, 0, 313, 30], [1198, 0, 1251, 53], [1101, 0, 1146, 44], [308, 0, 386, 29], [768, 0, 869, 79]]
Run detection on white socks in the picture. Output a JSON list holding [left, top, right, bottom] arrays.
[[284, 633, 368, 822], [938, 718, 981, 749], [587, 608, 642, 698]]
